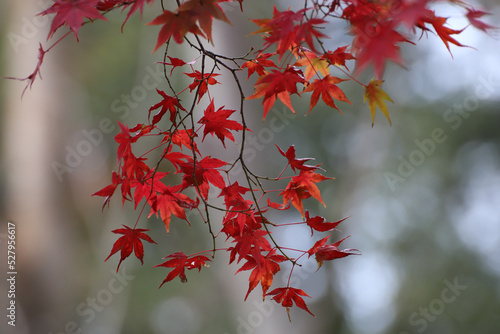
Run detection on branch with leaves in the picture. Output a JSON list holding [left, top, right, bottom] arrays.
[[7, 0, 494, 320]]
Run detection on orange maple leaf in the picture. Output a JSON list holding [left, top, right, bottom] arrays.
[[426, 12, 467, 54], [303, 75, 351, 113], [293, 50, 330, 82]]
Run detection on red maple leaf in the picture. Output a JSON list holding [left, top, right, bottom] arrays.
[[130, 170, 170, 209], [179, 156, 227, 199], [114, 122, 145, 161], [5, 44, 46, 98], [392, 0, 431, 30], [280, 170, 333, 217], [150, 183, 198, 233], [105, 225, 157, 272], [164, 129, 200, 154], [155, 251, 211, 285], [148, 9, 202, 50], [218, 181, 251, 208], [424, 12, 467, 54], [121, 0, 154, 30], [241, 53, 278, 79], [162, 148, 190, 172], [466, 8, 496, 33], [182, 0, 231, 42], [247, 66, 305, 119], [352, 21, 413, 78], [96, 0, 122, 11], [305, 211, 347, 236], [122, 152, 149, 180], [236, 250, 287, 300], [276, 145, 318, 173], [229, 228, 271, 264], [307, 235, 360, 268], [185, 71, 221, 102], [267, 287, 314, 320], [198, 99, 244, 147], [149, 89, 185, 125], [160, 56, 195, 75], [303, 75, 351, 113], [323, 46, 355, 71], [39, 0, 107, 40], [92, 171, 126, 209], [251, 7, 326, 60]]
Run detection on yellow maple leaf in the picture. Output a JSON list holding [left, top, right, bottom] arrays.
[[294, 51, 330, 82], [363, 78, 393, 126]]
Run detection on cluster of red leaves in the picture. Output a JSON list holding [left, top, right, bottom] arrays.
[[15, 0, 494, 321]]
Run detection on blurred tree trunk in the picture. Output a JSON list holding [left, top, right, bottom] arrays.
[[2, 1, 79, 332]]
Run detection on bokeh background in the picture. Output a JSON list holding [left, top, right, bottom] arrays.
[[1, 1, 500, 334]]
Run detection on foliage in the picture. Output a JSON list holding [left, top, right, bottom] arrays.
[[8, 0, 494, 320]]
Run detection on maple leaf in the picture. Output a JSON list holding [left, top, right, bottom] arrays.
[[303, 75, 351, 113], [352, 21, 413, 78], [148, 9, 203, 50], [185, 71, 221, 102], [364, 78, 393, 126], [121, 0, 154, 30], [92, 171, 121, 210], [155, 251, 211, 285], [122, 152, 149, 180], [182, 0, 232, 42], [198, 99, 244, 148], [251, 7, 326, 60], [5, 43, 46, 98], [229, 228, 272, 264], [105, 225, 157, 272], [276, 145, 318, 172], [392, 0, 431, 30], [179, 156, 228, 199], [149, 89, 185, 125], [162, 148, 190, 172], [267, 287, 314, 320], [305, 211, 347, 236], [241, 53, 278, 79], [307, 235, 360, 268], [150, 183, 198, 233], [159, 56, 195, 76], [250, 7, 302, 60], [298, 17, 328, 54], [466, 8, 496, 33], [236, 250, 287, 300], [266, 198, 291, 211], [164, 129, 201, 154], [323, 46, 355, 70], [247, 66, 305, 119], [114, 122, 148, 161], [425, 13, 467, 54], [218, 181, 251, 208], [96, 0, 122, 11], [293, 50, 330, 82], [130, 170, 170, 209], [280, 170, 333, 217], [39, 0, 107, 40], [91, 171, 139, 209]]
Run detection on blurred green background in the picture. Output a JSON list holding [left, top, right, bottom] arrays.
[[1, 1, 500, 334]]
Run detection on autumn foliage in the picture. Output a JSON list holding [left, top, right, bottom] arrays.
[[10, 0, 494, 320]]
